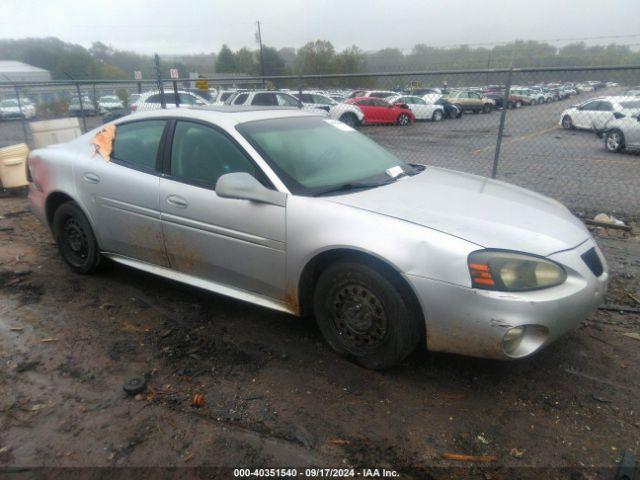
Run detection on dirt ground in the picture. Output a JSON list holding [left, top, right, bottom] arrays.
[[0, 194, 639, 479]]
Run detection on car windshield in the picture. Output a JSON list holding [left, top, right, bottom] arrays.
[[100, 96, 119, 102], [1, 100, 19, 107], [237, 116, 414, 196]]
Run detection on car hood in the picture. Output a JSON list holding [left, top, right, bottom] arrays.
[[328, 167, 590, 257]]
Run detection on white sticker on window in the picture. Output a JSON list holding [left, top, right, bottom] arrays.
[[386, 165, 404, 178], [324, 119, 355, 132]]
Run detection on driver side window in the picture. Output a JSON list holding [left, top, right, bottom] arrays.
[[170, 121, 256, 188]]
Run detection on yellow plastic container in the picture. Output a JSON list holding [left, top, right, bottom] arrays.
[[0, 143, 29, 188]]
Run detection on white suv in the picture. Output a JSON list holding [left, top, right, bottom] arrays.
[[131, 90, 209, 112]]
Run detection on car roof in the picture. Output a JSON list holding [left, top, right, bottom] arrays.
[[118, 106, 325, 128]]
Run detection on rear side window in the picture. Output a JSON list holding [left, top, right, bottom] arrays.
[[112, 121, 166, 170], [147, 93, 178, 105], [233, 93, 249, 105], [170, 121, 256, 188], [252, 93, 276, 106]]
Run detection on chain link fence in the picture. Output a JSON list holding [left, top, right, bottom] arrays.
[[1, 65, 639, 218]]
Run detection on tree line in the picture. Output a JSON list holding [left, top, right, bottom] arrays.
[[1, 37, 639, 84]]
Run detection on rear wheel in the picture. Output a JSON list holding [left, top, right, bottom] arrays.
[[339, 112, 358, 128], [482, 103, 492, 114], [530, 99, 537, 106], [396, 113, 411, 126], [431, 109, 443, 122], [53, 201, 102, 274], [313, 261, 423, 370], [561, 115, 574, 130], [605, 130, 625, 153], [515, 101, 522, 109]]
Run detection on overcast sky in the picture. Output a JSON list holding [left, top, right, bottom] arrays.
[[2, 0, 639, 54]]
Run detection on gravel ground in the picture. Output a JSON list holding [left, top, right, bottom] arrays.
[[0, 194, 639, 478]]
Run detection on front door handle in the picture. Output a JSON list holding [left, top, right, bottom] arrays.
[[166, 195, 188, 209], [82, 172, 100, 184]]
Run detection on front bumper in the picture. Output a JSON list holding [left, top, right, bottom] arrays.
[[406, 239, 608, 360], [28, 183, 47, 228]]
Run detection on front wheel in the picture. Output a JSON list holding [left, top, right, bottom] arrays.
[[53, 201, 102, 274], [515, 101, 522, 109], [313, 261, 423, 370], [562, 115, 574, 130], [482, 103, 493, 114], [396, 113, 411, 126], [530, 99, 537, 106], [605, 130, 625, 153]]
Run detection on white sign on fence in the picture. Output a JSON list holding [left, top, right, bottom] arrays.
[[134, 70, 142, 80], [169, 68, 179, 79]]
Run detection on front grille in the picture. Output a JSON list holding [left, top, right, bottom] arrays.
[[581, 247, 603, 277]]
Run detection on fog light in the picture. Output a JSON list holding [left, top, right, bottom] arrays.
[[502, 326, 525, 355], [502, 325, 549, 358]]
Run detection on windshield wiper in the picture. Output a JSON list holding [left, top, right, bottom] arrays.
[[315, 177, 398, 197]]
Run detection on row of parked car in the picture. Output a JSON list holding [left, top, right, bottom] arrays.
[[125, 80, 590, 128]]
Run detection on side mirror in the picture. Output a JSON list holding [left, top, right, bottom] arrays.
[[215, 172, 286, 207]]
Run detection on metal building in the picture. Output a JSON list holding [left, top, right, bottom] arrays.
[[0, 61, 51, 82]]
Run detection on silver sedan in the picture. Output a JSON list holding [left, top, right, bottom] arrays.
[[27, 107, 608, 369]]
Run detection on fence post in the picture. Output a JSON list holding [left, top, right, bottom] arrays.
[[75, 82, 87, 133], [172, 80, 180, 107], [137, 81, 142, 94], [14, 85, 29, 146], [491, 68, 513, 179]]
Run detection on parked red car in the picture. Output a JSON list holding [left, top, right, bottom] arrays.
[[345, 97, 415, 126]]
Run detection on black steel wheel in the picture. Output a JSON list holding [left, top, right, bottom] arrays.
[[53, 201, 102, 274], [313, 260, 423, 369]]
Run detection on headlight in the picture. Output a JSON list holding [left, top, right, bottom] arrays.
[[468, 250, 567, 291]]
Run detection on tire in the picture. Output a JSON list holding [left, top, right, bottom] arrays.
[[530, 99, 537, 106], [396, 113, 411, 126], [561, 115, 574, 130], [515, 101, 522, 109], [313, 260, 423, 370], [339, 112, 358, 128], [482, 103, 492, 114], [431, 109, 443, 122], [52, 201, 102, 274], [605, 130, 625, 153]]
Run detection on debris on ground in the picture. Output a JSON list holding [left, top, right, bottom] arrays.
[[510, 448, 525, 459], [593, 213, 626, 227], [441, 453, 498, 462], [122, 376, 148, 396], [191, 393, 205, 407]]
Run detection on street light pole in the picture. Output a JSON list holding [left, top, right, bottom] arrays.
[[256, 21, 266, 88]]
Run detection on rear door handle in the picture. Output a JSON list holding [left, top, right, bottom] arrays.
[[166, 195, 188, 209], [82, 172, 100, 184]]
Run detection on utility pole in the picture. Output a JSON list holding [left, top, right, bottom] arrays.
[[154, 53, 166, 109], [256, 21, 266, 88]]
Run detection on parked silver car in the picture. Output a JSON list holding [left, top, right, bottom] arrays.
[[600, 110, 640, 153], [27, 107, 608, 368]]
